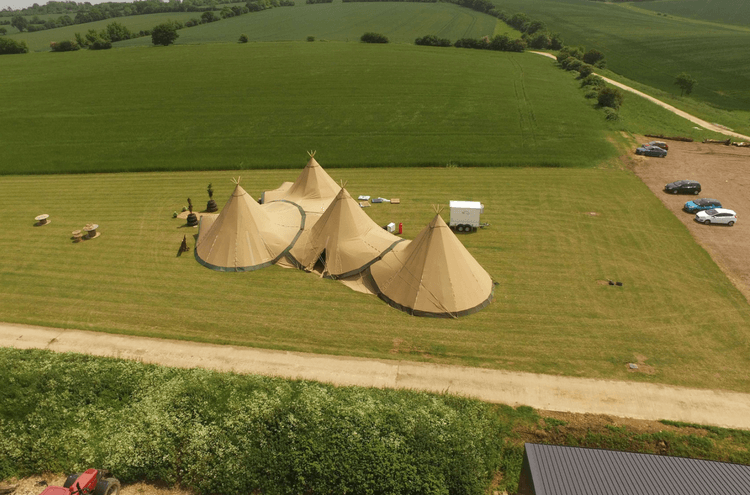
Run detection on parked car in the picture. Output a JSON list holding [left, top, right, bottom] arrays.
[[695, 208, 737, 226], [684, 198, 722, 213], [648, 141, 669, 150], [636, 145, 667, 157], [664, 180, 701, 194]]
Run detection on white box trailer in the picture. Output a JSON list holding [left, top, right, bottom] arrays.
[[449, 201, 487, 232]]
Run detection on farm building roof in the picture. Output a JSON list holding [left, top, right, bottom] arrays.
[[518, 443, 750, 495]]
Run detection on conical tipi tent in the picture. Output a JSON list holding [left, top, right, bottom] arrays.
[[195, 181, 303, 272], [262, 152, 340, 211], [290, 187, 404, 278], [370, 212, 494, 317]]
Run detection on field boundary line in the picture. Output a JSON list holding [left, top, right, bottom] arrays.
[[2, 322, 750, 430], [530, 51, 750, 142]]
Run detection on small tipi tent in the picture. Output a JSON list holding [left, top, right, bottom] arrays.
[[290, 187, 404, 278], [369, 212, 494, 317], [195, 181, 303, 272], [262, 152, 340, 212]]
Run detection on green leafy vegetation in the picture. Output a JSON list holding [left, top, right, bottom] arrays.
[[3, 349, 750, 494], [1, 167, 749, 391], [0, 348, 505, 494]]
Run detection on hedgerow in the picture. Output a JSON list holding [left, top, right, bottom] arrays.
[[0, 348, 505, 495]]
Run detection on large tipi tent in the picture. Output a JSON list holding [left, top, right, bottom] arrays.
[[195, 182, 303, 272], [369, 212, 494, 317], [262, 152, 340, 214], [290, 187, 404, 278]]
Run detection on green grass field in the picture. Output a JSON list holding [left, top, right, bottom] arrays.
[[4, 12, 201, 52], [0, 42, 620, 174], [491, 0, 750, 116], [2, 167, 749, 393], [118, 2, 501, 47], [632, 0, 750, 28]]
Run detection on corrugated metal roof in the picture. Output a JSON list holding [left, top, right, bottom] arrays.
[[525, 443, 750, 495]]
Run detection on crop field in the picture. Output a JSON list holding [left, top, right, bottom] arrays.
[[117, 2, 503, 47], [3, 166, 750, 393], [4, 12, 200, 52], [491, 0, 750, 116], [631, 0, 750, 28], [0, 42, 620, 174]]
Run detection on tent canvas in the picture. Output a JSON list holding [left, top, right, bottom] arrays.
[[262, 153, 340, 214], [195, 183, 303, 272], [370, 213, 493, 317], [289, 187, 404, 279]]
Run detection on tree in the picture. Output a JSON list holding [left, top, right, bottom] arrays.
[[674, 72, 696, 97], [11, 15, 28, 32], [151, 22, 179, 46], [201, 10, 217, 22], [583, 49, 604, 66], [597, 86, 624, 109], [103, 21, 132, 42], [0, 27, 7, 35], [0, 37, 29, 54]]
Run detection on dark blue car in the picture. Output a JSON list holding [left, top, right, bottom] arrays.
[[684, 198, 722, 213]]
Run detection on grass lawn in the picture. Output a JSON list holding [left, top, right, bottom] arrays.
[[2, 167, 749, 393], [0, 42, 618, 174], [491, 0, 750, 114]]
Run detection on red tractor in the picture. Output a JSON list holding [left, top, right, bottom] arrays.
[[39, 469, 120, 495]]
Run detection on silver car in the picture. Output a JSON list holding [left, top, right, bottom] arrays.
[[695, 208, 737, 226]]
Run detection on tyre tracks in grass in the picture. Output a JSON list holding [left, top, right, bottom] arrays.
[[3, 322, 750, 430]]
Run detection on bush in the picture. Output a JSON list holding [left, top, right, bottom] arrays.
[[565, 58, 583, 71], [488, 34, 510, 51], [580, 74, 605, 89], [414, 34, 450, 47], [455, 37, 483, 49], [584, 90, 599, 99], [306, 35, 315, 42], [577, 63, 595, 79], [583, 49, 604, 66], [151, 22, 179, 46], [89, 37, 112, 50], [103, 21, 132, 42], [549, 33, 563, 50], [239, 34, 249, 43], [598, 86, 624, 109], [0, 38, 28, 54], [201, 10, 217, 22], [50, 40, 80, 52], [604, 108, 620, 121], [0, 349, 506, 495], [528, 32, 551, 49], [361, 32, 388, 43], [0, 27, 7, 35], [508, 38, 526, 52]]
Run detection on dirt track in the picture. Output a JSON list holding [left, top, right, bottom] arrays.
[[530, 51, 750, 141], [631, 140, 750, 300], [3, 322, 750, 430]]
